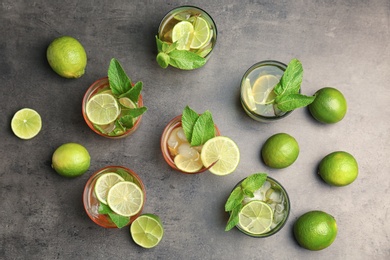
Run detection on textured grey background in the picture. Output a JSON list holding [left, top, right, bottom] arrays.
[[1, 0, 389, 259]]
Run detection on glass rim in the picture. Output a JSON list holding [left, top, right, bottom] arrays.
[[82, 165, 146, 228], [232, 175, 290, 238], [81, 77, 143, 139]]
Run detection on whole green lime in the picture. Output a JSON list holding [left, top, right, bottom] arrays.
[[293, 210, 338, 251], [52, 143, 91, 178], [46, 36, 87, 78], [261, 133, 299, 169], [308, 87, 347, 124], [318, 151, 358, 186]]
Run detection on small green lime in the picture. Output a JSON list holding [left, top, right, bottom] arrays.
[[309, 87, 347, 124], [51, 143, 90, 178], [318, 151, 358, 186], [293, 210, 338, 251], [47, 36, 87, 78], [261, 133, 299, 169]]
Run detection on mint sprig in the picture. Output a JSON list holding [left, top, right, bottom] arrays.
[[98, 203, 130, 229], [225, 173, 268, 231], [156, 36, 206, 70], [94, 58, 147, 135], [181, 106, 216, 146], [272, 59, 315, 112]]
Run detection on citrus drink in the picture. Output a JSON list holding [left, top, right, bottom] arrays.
[[161, 115, 220, 174], [83, 166, 146, 228], [241, 61, 291, 122], [235, 176, 290, 237], [158, 6, 217, 62], [82, 77, 143, 138]]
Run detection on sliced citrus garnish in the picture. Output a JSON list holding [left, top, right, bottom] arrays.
[[107, 181, 144, 217], [172, 21, 194, 50], [242, 78, 256, 111], [94, 172, 124, 204], [190, 17, 211, 49], [200, 136, 240, 176], [86, 93, 120, 125], [239, 200, 273, 235], [130, 213, 164, 248], [11, 108, 42, 139], [252, 75, 279, 105]]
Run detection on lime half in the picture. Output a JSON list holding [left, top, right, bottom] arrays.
[[107, 181, 144, 217], [130, 213, 164, 248], [94, 172, 124, 204], [190, 17, 210, 49], [11, 108, 42, 139], [239, 200, 273, 235], [172, 21, 194, 50], [200, 136, 240, 176], [86, 93, 120, 125]]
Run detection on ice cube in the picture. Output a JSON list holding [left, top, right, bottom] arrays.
[[269, 190, 282, 203], [275, 203, 284, 213], [168, 128, 181, 149], [177, 143, 199, 159], [176, 127, 187, 142]]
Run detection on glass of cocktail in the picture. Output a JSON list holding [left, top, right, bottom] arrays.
[[240, 60, 292, 122], [226, 175, 290, 237], [83, 165, 146, 228], [160, 114, 220, 174], [156, 6, 217, 70]]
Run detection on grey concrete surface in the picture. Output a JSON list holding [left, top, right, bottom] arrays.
[[1, 0, 389, 259]]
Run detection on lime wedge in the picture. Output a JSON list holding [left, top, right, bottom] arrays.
[[11, 108, 42, 139], [130, 213, 164, 248], [242, 78, 256, 111], [86, 93, 120, 125], [174, 153, 203, 173], [107, 181, 144, 217], [172, 21, 194, 50], [200, 136, 240, 176], [94, 172, 124, 204], [239, 200, 273, 235], [190, 17, 211, 49], [252, 75, 279, 105]]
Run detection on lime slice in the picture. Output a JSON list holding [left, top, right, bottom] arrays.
[[200, 136, 240, 176], [107, 181, 144, 217], [11, 108, 42, 139], [190, 17, 211, 49], [174, 153, 203, 173], [130, 213, 164, 248], [119, 97, 136, 109], [238, 200, 273, 235], [242, 78, 256, 111], [86, 93, 120, 125], [252, 75, 279, 105], [172, 21, 194, 50], [94, 172, 124, 204]]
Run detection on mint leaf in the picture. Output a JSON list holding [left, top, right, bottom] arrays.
[[108, 58, 132, 96], [225, 204, 242, 231], [225, 186, 244, 212], [191, 110, 215, 146], [108, 212, 130, 229], [157, 52, 170, 68], [274, 59, 303, 96], [168, 50, 206, 70], [119, 81, 143, 103], [98, 203, 111, 214], [182, 106, 199, 143], [275, 93, 315, 112], [115, 169, 135, 182], [241, 173, 268, 197]]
